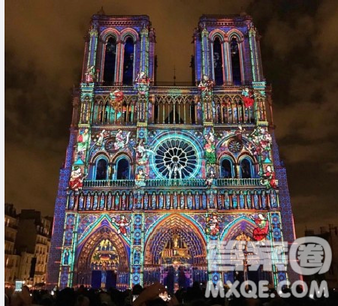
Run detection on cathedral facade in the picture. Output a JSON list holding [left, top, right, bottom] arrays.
[[47, 12, 296, 291]]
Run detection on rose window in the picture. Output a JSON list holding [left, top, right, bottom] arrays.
[[228, 138, 243, 153], [154, 139, 198, 179]]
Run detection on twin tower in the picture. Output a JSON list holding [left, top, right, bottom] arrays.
[[81, 13, 263, 86], [47, 12, 296, 291]]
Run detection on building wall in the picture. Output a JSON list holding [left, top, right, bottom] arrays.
[[5, 204, 52, 287], [17, 252, 35, 282], [49, 13, 296, 289], [5, 204, 19, 286]]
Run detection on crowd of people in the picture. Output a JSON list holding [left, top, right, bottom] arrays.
[[4, 282, 338, 306]]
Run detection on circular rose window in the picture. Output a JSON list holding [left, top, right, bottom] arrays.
[[154, 138, 198, 179], [228, 138, 243, 153]]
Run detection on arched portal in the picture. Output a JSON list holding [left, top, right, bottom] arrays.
[[75, 226, 129, 289], [144, 215, 207, 291]]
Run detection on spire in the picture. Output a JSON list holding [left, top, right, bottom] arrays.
[[240, 6, 247, 16], [97, 6, 105, 15], [173, 66, 176, 86]]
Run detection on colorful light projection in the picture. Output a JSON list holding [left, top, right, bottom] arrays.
[[49, 14, 295, 290]]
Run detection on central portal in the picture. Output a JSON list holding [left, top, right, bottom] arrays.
[[143, 215, 207, 290], [161, 233, 191, 292]]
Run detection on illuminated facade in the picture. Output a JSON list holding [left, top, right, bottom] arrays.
[[47, 13, 297, 290]]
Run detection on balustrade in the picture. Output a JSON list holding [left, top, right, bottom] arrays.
[[213, 94, 255, 125], [86, 88, 261, 126], [83, 180, 135, 187], [82, 178, 261, 188], [151, 95, 201, 125], [92, 95, 138, 125]]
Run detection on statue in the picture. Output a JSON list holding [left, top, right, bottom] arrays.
[[173, 192, 178, 209], [63, 250, 70, 265], [166, 193, 171, 209], [241, 87, 254, 107], [247, 193, 252, 209], [76, 129, 89, 161], [122, 192, 127, 210], [173, 162, 182, 179], [135, 168, 146, 187], [173, 234, 179, 249], [232, 194, 238, 209], [93, 129, 107, 147], [85, 65, 96, 83], [135, 71, 150, 95], [205, 167, 215, 187], [114, 129, 131, 150], [252, 214, 269, 241], [187, 192, 193, 209], [99, 195, 105, 210], [69, 167, 86, 192], [254, 193, 259, 209], [198, 74, 214, 96], [107, 194, 112, 210], [79, 195, 84, 210], [180, 192, 185, 209], [144, 192, 149, 209], [205, 214, 220, 236], [249, 127, 272, 159], [270, 192, 278, 208], [159, 192, 164, 209], [110, 89, 124, 104], [93, 194, 98, 209], [224, 192, 230, 209], [235, 125, 246, 141], [260, 165, 278, 189], [204, 131, 216, 164], [151, 193, 157, 209], [239, 193, 245, 209], [112, 215, 129, 236], [136, 139, 153, 165], [195, 192, 200, 209]]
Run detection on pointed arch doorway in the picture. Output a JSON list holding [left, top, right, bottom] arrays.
[[76, 227, 129, 289], [143, 215, 207, 292]]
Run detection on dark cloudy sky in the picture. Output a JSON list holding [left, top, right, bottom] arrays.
[[5, 0, 338, 237]]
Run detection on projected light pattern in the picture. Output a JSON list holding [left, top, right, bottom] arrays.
[[154, 139, 198, 179], [48, 13, 296, 290]]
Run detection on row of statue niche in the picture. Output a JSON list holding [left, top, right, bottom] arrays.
[[71, 189, 278, 211], [133, 190, 277, 210], [76, 193, 134, 211]]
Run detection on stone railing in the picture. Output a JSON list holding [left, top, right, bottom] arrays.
[[83, 178, 262, 189]]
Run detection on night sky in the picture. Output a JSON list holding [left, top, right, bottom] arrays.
[[5, 0, 338, 237]]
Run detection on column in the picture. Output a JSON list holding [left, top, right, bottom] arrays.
[[130, 213, 145, 286]]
